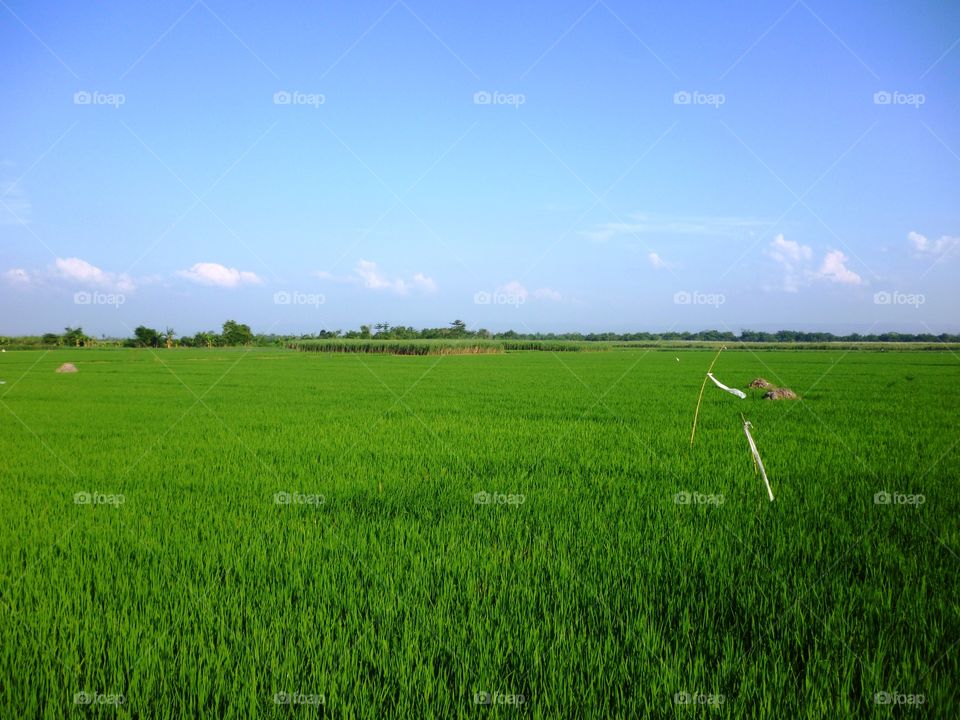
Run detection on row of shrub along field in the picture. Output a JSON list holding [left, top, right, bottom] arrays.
[[611, 341, 960, 351], [0, 348, 957, 717], [289, 339, 503, 355], [9, 340, 957, 352], [285, 339, 960, 354], [289, 339, 608, 354]]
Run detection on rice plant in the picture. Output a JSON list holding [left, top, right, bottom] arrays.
[[0, 347, 956, 717]]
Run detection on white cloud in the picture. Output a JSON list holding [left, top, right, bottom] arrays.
[[494, 281, 561, 302], [177, 262, 262, 288], [768, 234, 813, 264], [765, 235, 813, 292], [648, 251, 675, 269], [766, 236, 862, 290], [55, 257, 108, 284], [4, 259, 137, 291], [55, 257, 135, 291], [814, 250, 862, 285], [317, 260, 436, 295], [3, 268, 30, 284], [412, 273, 436, 292], [497, 281, 528, 301], [355, 259, 407, 293], [908, 230, 958, 258]]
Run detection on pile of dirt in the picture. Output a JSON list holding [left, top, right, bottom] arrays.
[[763, 388, 798, 400], [748, 377, 774, 389], [55, 363, 78, 373]]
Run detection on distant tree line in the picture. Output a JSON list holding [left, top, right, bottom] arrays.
[[3, 320, 255, 348], [268, 322, 960, 344], [4, 320, 958, 348]]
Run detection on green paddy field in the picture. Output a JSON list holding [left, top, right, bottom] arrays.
[[0, 346, 957, 718]]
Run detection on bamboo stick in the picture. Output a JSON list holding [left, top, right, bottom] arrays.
[[742, 418, 774, 501], [689, 346, 726, 447]]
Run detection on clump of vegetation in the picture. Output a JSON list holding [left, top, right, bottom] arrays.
[[39, 327, 91, 347], [129, 320, 254, 348], [763, 387, 799, 400], [291, 339, 505, 355]]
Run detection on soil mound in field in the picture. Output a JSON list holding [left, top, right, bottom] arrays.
[[55, 363, 78, 373], [763, 388, 797, 400], [748, 378, 774, 389]]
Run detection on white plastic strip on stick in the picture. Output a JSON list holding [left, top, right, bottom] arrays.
[[707, 372, 747, 399], [742, 419, 774, 502]]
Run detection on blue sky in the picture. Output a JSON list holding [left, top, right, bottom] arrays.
[[1, 0, 958, 336]]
